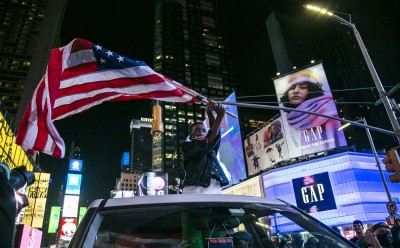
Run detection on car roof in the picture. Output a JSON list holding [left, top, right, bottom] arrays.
[[88, 194, 288, 209]]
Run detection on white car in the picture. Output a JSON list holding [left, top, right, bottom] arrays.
[[68, 194, 356, 248]]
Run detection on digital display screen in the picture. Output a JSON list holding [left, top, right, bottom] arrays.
[[292, 172, 337, 213], [68, 159, 83, 172], [65, 173, 82, 195]]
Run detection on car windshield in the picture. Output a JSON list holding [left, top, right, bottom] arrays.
[[82, 201, 353, 248]]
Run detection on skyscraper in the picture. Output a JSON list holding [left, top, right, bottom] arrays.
[[153, 0, 236, 182], [0, 0, 67, 124]]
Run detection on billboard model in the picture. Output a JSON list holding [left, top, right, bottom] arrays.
[[244, 117, 290, 176], [273, 63, 347, 158]]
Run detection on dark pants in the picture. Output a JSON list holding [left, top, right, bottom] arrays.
[[0, 174, 16, 247]]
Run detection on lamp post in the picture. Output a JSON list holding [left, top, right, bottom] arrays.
[[338, 118, 392, 202], [304, 4, 400, 144]]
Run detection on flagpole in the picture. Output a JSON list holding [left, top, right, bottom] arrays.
[[166, 79, 238, 118], [219, 101, 395, 137]]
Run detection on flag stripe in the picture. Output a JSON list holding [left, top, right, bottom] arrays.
[[16, 38, 195, 158]]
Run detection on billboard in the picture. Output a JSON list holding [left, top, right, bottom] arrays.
[[222, 176, 263, 197], [78, 207, 87, 225], [60, 217, 77, 238], [62, 195, 79, 217], [14, 224, 43, 248], [244, 117, 290, 176], [65, 173, 82, 195], [138, 172, 168, 196], [204, 92, 246, 185], [292, 172, 337, 213], [273, 63, 347, 158], [68, 159, 83, 172], [48, 206, 61, 233], [22, 172, 50, 228]]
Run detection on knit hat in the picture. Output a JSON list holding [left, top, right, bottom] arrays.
[[286, 69, 319, 91], [372, 222, 390, 233]]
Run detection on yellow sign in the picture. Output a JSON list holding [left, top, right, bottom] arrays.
[[22, 172, 50, 228], [0, 111, 34, 171]]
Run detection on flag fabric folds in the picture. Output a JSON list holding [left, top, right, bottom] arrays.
[[16, 38, 195, 158]]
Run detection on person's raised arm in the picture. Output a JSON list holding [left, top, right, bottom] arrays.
[[207, 100, 226, 144]]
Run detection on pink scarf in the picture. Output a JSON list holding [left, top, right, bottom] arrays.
[[286, 95, 338, 129]]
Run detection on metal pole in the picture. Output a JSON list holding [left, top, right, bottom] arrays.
[[329, 12, 400, 144], [352, 27, 400, 144], [363, 118, 392, 202]]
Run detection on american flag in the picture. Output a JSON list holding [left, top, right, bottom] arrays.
[[16, 38, 195, 158]]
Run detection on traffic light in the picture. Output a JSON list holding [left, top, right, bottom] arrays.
[[382, 147, 400, 183]]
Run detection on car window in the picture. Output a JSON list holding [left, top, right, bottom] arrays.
[[81, 202, 353, 248]]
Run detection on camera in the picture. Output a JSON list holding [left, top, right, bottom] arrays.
[[8, 166, 35, 191]]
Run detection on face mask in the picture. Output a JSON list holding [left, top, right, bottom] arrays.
[[377, 231, 393, 247], [191, 130, 207, 141]]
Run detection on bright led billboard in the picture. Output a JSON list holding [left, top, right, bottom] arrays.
[[60, 217, 77, 238], [273, 63, 347, 158], [204, 92, 246, 185], [78, 207, 87, 225], [22, 172, 50, 228], [15, 225, 42, 248], [65, 173, 82, 195], [244, 117, 290, 176], [48, 206, 61, 233], [292, 172, 337, 213], [62, 195, 79, 218], [68, 159, 83, 172], [262, 152, 400, 232]]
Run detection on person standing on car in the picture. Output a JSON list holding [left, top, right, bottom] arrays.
[[180, 99, 229, 194], [180, 100, 229, 248]]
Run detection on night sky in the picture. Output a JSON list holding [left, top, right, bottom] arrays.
[[38, 0, 400, 210]]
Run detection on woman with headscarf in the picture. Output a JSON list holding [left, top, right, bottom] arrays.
[[280, 69, 346, 155]]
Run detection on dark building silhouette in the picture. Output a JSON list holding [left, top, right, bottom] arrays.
[[153, 0, 236, 181], [0, 0, 67, 124]]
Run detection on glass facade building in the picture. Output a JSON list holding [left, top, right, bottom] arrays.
[[153, 0, 236, 182], [0, 0, 48, 119]]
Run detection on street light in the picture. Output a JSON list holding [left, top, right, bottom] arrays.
[[304, 4, 400, 144], [338, 118, 392, 202]]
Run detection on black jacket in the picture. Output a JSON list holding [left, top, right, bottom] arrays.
[[181, 132, 229, 188]]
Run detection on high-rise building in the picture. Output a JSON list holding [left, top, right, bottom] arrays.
[[153, 0, 237, 182], [130, 118, 153, 173], [0, 0, 67, 124]]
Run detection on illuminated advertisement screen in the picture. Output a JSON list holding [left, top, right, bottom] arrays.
[[65, 173, 82, 195], [48, 206, 61, 233], [16, 225, 42, 248], [244, 117, 290, 176], [60, 217, 77, 237], [273, 63, 347, 158], [22, 172, 50, 228], [204, 92, 246, 185], [292, 172, 337, 213], [78, 207, 87, 225], [68, 159, 83, 172], [139, 172, 168, 196], [62, 195, 79, 217]]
